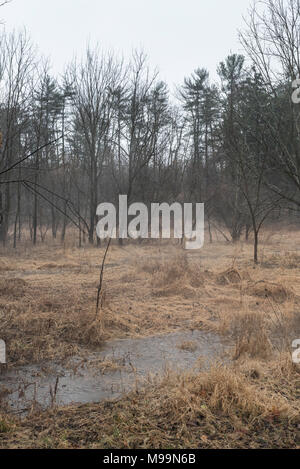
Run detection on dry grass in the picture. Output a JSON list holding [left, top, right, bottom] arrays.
[[0, 274, 106, 366], [0, 226, 299, 366], [216, 268, 250, 285], [177, 340, 198, 352], [230, 311, 273, 360], [0, 225, 300, 448], [0, 357, 298, 449], [246, 281, 294, 304], [147, 254, 204, 297], [0, 277, 27, 297], [264, 251, 300, 269]]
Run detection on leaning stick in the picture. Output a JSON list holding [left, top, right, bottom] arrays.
[[95, 238, 112, 321]]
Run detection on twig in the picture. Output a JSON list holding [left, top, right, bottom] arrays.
[[0, 135, 63, 176], [22, 181, 88, 235], [95, 238, 112, 321]]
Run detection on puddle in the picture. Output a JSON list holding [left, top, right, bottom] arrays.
[[0, 330, 228, 415]]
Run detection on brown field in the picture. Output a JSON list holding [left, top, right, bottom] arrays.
[[0, 225, 300, 448]]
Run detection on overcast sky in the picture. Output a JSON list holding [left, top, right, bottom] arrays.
[[2, 0, 252, 87]]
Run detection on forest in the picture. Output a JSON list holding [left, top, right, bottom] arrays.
[[1, 1, 300, 263]]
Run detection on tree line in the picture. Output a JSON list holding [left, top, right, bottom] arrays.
[[1, 0, 300, 262]]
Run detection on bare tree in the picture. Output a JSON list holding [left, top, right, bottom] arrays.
[[0, 30, 35, 244], [240, 0, 300, 211], [66, 47, 123, 244]]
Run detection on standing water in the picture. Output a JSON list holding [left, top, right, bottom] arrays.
[[0, 330, 227, 415]]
